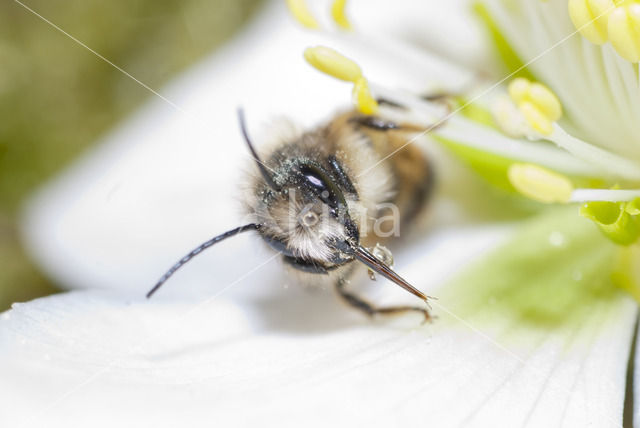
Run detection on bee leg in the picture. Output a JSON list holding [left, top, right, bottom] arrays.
[[421, 93, 451, 102], [335, 277, 433, 323], [376, 97, 404, 109], [350, 113, 448, 134], [350, 116, 400, 131], [377, 92, 451, 107]]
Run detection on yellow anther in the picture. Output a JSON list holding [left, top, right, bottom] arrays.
[[569, 0, 617, 45], [508, 163, 574, 203], [520, 102, 554, 135], [352, 77, 379, 114], [286, 0, 320, 29], [507, 78, 562, 135], [529, 83, 563, 120], [304, 46, 377, 115], [304, 46, 362, 82], [507, 77, 530, 104], [331, 0, 352, 30], [569, 0, 640, 62], [608, 3, 640, 62]]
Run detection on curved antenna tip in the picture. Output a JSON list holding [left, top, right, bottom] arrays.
[[236, 108, 280, 191], [145, 224, 260, 298]]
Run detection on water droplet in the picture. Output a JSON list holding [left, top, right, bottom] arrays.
[[549, 231, 566, 247], [572, 270, 583, 281]]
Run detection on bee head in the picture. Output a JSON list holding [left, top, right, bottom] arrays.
[[251, 160, 427, 302], [254, 160, 361, 268]]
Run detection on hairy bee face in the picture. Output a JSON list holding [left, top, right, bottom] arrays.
[[251, 159, 361, 273]]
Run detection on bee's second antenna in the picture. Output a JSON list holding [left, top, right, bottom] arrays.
[[237, 108, 280, 191]]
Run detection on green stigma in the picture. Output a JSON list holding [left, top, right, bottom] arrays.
[[579, 200, 640, 245]]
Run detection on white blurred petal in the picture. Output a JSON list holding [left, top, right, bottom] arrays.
[[0, 264, 635, 427]]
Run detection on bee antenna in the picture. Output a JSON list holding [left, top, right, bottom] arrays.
[[146, 223, 261, 298], [237, 108, 280, 190]]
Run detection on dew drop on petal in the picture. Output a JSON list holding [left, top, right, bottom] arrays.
[[549, 231, 566, 247], [572, 269, 584, 282]]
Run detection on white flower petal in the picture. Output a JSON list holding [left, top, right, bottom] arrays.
[[0, 262, 635, 427]]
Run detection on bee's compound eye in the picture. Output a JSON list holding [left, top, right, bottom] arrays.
[[300, 211, 319, 228]]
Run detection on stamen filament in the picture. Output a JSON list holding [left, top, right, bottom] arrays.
[[570, 189, 640, 202], [363, 80, 602, 176], [365, 80, 598, 176], [438, 117, 596, 176], [550, 125, 640, 181]]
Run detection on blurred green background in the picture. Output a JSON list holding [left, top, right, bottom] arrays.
[[0, 0, 263, 310]]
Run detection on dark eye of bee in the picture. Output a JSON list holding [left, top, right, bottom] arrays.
[[297, 164, 347, 215]]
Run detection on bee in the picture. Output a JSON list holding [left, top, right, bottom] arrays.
[[147, 106, 437, 321]]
